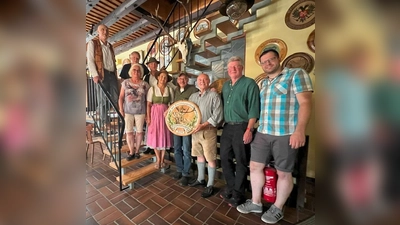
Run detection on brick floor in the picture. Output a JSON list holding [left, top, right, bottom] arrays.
[[86, 146, 314, 225]]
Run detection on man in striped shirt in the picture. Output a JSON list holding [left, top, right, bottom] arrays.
[[237, 49, 313, 224]]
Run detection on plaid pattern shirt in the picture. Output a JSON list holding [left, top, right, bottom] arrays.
[[258, 67, 313, 136]]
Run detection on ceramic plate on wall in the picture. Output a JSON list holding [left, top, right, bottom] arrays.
[[160, 36, 174, 56], [307, 29, 315, 53], [147, 42, 158, 58], [285, 0, 315, 30], [210, 78, 229, 94], [254, 38, 287, 65], [254, 73, 267, 89], [166, 100, 201, 136], [282, 52, 314, 73]]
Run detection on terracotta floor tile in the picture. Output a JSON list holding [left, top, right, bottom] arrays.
[[186, 202, 204, 217], [164, 190, 181, 202], [176, 194, 195, 207], [197, 197, 218, 210], [211, 211, 236, 225], [171, 197, 190, 211], [110, 192, 131, 205], [98, 186, 113, 197], [115, 201, 132, 214], [172, 219, 188, 225], [136, 192, 155, 204], [93, 178, 111, 189], [152, 181, 169, 190], [114, 215, 134, 225], [158, 187, 175, 198], [131, 208, 153, 224], [148, 214, 170, 225], [179, 213, 203, 225], [182, 187, 197, 198], [146, 184, 161, 194], [139, 221, 153, 225], [86, 193, 104, 205], [150, 195, 169, 207], [163, 206, 184, 224], [93, 206, 118, 222], [156, 203, 177, 218], [96, 197, 112, 210], [215, 201, 230, 215], [87, 202, 102, 216], [143, 199, 162, 212], [123, 197, 141, 209], [86, 190, 100, 199], [205, 217, 224, 225], [226, 207, 241, 221], [125, 204, 147, 220], [236, 215, 259, 225], [86, 217, 99, 225], [97, 210, 123, 225], [195, 207, 213, 222]]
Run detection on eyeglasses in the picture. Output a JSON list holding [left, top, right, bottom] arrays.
[[260, 56, 277, 65], [132, 69, 140, 72]]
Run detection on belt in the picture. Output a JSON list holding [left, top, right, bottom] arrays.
[[104, 69, 114, 74], [226, 122, 246, 125]]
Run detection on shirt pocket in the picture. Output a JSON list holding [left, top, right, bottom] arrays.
[[273, 83, 288, 95]]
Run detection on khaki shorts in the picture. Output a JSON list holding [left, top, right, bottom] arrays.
[[125, 114, 145, 133], [192, 129, 217, 161]]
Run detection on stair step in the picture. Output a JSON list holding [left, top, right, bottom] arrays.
[[216, 20, 238, 36], [186, 61, 211, 71], [205, 36, 228, 47], [196, 49, 218, 58], [103, 145, 130, 155], [109, 154, 154, 170], [116, 163, 159, 186]]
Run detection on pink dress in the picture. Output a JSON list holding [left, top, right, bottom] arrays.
[[146, 86, 174, 150]]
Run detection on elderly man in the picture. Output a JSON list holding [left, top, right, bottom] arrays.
[[188, 73, 223, 198], [86, 24, 119, 127], [236, 48, 313, 224], [220, 56, 260, 207], [172, 72, 198, 186], [119, 51, 149, 80]]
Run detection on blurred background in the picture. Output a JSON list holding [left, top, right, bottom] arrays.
[[0, 0, 399, 224]]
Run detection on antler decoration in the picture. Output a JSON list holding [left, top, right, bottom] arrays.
[[150, 1, 193, 65]]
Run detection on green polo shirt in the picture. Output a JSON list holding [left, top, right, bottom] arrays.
[[222, 76, 260, 123], [173, 85, 198, 102]]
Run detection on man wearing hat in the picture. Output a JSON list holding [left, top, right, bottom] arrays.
[[143, 57, 160, 87], [236, 48, 313, 224]]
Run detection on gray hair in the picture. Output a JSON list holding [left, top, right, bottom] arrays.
[[227, 56, 244, 66], [128, 63, 144, 78]]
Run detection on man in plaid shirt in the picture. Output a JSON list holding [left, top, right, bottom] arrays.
[[236, 48, 313, 224]]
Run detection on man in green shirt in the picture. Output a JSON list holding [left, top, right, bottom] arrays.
[[220, 56, 260, 207]]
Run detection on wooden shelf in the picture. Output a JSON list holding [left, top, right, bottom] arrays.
[[196, 49, 218, 58], [205, 36, 228, 47], [216, 20, 238, 36]]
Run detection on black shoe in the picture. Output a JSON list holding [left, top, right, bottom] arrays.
[[219, 190, 232, 201], [173, 172, 182, 180], [143, 147, 152, 154], [179, 176, 190, 186], [150, 149, 155, 155], [228, 196, 244, 207], [188, 179, 206, 187], [134, 153, 140, 159], [126, 154, 134, 161], [202, 186, 214, 198]]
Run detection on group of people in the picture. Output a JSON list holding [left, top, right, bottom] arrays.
[[87, 24, 313, 224]]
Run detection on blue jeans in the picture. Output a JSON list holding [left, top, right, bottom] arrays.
[[173, 134, 192, 177]]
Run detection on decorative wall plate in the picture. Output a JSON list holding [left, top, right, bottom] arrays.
[[193, 18, 211, 37], [210, 78, 229, 94], [282, 52, 314, 73], [285, 0, 315, 30], [166, 100, 202, 136], [147, 42, 158, 57], [307, 29, 315, 53], [160, 35, 174, 56], [254, 73, 267, 89], [254, 38, 287, 65], [176, 27, 187, 42]]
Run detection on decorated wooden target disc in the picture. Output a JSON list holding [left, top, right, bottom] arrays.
[[166, 100, 202, 136]]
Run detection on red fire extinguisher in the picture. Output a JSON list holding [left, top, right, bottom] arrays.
[[263, 165, 277, 203]]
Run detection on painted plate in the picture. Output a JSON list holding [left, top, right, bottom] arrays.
[[307, 29, 315, 53], [166, 100, 201, 136], [147, 41, 158, 57], [160, 35, 174, 56], [210, 78, 229, 94], [282, 52, 314, 73], [285, 0, 315, 30], [254, 38, 287, 65]]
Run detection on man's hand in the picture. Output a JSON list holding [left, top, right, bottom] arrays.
[[243, 129, 253, 144], [93, 76, 100, 83], [289, 131, 305, 149]]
